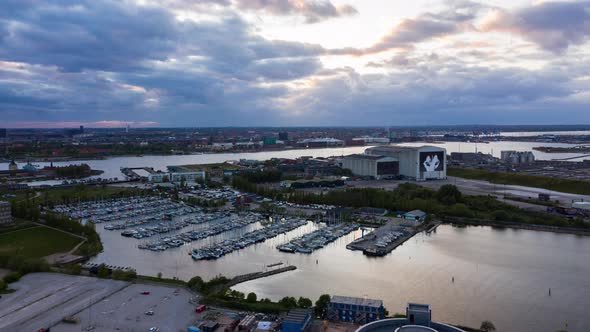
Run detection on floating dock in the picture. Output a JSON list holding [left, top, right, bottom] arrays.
[[346, 221, 417, 257]]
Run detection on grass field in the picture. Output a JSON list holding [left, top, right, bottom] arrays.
[[0, 226, 82, 258], [448, 167, 590, 195]]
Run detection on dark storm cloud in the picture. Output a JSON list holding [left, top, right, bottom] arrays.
[[482, 1, 590, 53], [283, 56, 586, 125], [0, 1, 180, 72], [0, 0, 327, 126]]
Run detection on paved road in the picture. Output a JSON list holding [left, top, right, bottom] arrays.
[[348, 177, 590, 210]]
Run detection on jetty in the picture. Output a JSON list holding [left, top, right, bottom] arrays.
[[227, 265, 297, 287]]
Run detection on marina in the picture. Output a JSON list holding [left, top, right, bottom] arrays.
[[51, 196, 197, 226], [191, 218, 308, 260], [138, 212, 264, 251], [277, 222, 360, 254]]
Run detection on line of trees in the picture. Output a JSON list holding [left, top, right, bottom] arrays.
[[233, 174, 586, 229], [54, 164, 93, 178], [187, 275, 332, 315]]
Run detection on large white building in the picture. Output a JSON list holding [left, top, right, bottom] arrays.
[[340, 154, 399, 180], [342, 145, 446, 181]]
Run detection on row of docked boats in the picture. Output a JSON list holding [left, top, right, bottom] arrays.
[[191, 219, 308, 260], [52, 196, 180, 223], [116, 210, 234, 237], [119, 220, 190, 238], [277, 222, 359, 254], [138, 212, 263, 251]]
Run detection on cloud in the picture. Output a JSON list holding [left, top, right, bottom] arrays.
[[1, 121, 158, 129], [281, 54, 586, 125], [328, 1, 485, 56], [0, 1, 180, 72], [233, 0, 357, 23], [158, 0, 357, 23], [0, 0, 588, 127], [480, 1, 590, 53]]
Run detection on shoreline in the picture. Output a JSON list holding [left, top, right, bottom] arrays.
[[0, 145, 368, 164], [443, 218, 590, 236]]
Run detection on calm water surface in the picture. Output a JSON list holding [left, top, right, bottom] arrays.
[[91, 220, 590, 332]]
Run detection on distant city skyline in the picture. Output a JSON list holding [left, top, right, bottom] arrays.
[[1, 0, 589, 128]]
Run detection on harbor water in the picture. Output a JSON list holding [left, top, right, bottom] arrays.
[[89, 219, 590, 332]]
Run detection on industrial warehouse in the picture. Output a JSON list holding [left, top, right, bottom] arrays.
[[341, 146, 447, 181]]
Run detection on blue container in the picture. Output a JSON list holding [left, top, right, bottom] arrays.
[[188, 326, 201, 332]]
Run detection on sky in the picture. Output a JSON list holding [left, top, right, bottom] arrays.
[[1, 0, 589, 128]]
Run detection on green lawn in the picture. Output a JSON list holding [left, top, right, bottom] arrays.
[[448, 167, 590, 195], [0, 226, 82, 258]]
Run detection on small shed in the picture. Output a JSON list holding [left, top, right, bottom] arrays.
[[281, 309, 312, 332], [403, 210, 427, 222]]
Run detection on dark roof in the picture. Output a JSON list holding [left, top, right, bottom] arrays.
[[344, 154, 386, 160], [201, 321, 219, 328], [331, 295, 383, 308], [283, 309, 312, 324], [407, 303, 431, 312]]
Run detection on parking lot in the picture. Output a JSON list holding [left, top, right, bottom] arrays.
[[0, 273, 129, 331], [0, 273, 199, 332], [54, 283, 197, 332]]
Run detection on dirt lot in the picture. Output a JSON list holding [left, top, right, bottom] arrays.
[[0, 273, 200, 332]]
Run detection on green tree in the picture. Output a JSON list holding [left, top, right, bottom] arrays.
[[278, 296, 298, 308], [297, 297, 313, 309], [480, 320, 496, 332], [188, 276, 204, 290], [315, 294, 331, 317], [157, 272, 163, 279], [247, 292, 258, 303]]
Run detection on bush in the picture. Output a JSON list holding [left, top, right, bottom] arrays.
[[0, 279, 6, 291], [66, 264, 82, 275], [492, 210, 510, 221], [3, 271, 22, 284], [97, 264, 109, 278], [112, 269, 137, 281]]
